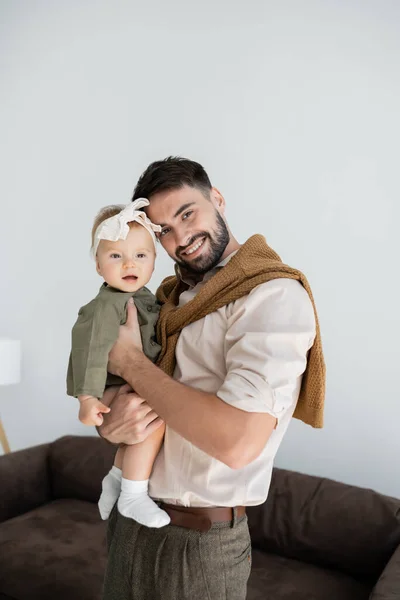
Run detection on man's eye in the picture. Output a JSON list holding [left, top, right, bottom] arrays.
[[160, 228, 170, 237], [182, 211, 193, 220], [110, 253, 121, 259]]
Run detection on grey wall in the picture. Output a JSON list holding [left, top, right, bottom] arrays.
[[1, 0, 399, 496]]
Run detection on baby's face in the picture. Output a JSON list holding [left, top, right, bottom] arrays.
[[96, 223, 156, 292]]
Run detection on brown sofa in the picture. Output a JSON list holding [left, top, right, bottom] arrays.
[[0, 435, 399, 600]]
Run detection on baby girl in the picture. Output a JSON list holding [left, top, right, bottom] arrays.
[[66, 199, 169, 528]]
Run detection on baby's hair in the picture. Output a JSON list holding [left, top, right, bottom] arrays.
[[91, 204, 125, 251]]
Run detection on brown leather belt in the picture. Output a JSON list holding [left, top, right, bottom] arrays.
[[159, 503, 246, 532]]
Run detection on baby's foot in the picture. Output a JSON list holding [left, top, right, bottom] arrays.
[[117, 478, 170, 528], [98, 466, 122, 520]]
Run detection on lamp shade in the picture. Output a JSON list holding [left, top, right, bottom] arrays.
[[0, 339, 21, 385]]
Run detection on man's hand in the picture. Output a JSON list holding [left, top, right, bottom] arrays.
[[108, 298, 143, 378], [97, 383, 164, 445]]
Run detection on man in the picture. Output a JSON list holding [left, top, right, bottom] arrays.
[[99, 157, 324, 600]]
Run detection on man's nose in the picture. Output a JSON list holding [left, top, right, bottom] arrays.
[[175, 227, 192, 249]]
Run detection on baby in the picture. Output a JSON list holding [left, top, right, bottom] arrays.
[[66, 199, 169, 528]]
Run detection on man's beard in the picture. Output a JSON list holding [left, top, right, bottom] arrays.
[[175, 211, 230, 275]]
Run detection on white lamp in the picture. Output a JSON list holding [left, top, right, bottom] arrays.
[[0, 339, 21, 453]]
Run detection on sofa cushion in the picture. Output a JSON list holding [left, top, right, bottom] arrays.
[[247, 549, 372, 600], [0, 499, 107, 600], [0, 443, 52, 524], [49, 435, 116, 503], [370, 543, 400, 599], [247, 468, 400, 581]]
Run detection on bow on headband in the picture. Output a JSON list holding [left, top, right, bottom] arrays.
[[92, 198, 162, 258]]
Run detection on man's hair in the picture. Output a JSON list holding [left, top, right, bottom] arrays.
[[91, 204, 125, 250], [132, 156, 212, 201]]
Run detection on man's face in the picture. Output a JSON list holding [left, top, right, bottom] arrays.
[[146, 185, 230, 275]]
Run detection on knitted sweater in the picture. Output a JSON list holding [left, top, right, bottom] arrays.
[[156, 234, 326, 428]]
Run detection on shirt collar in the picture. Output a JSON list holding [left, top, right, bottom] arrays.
[[178, 249, 239, 288]]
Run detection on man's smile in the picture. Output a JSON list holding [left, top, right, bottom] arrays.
[[181, 237, 206, 257]]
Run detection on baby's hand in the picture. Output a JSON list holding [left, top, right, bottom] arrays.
[[78, 395, 111, 426]]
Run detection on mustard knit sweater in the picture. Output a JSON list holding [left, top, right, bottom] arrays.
[[157, 234, 326, 428]]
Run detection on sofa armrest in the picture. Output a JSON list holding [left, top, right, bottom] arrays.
[[0, 443, 52, 522], [370, 543, 400, 600], [49, 435, 116, 502]]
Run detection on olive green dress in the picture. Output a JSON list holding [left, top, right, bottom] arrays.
[[66, 284, 161, 399]]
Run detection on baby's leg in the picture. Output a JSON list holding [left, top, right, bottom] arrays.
[[117, 423, 170, 527], [98, 445, 125, 520]]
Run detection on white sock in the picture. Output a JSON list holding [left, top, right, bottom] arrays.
[[117, 478, 170, 528], [98, 466, 122, 520]]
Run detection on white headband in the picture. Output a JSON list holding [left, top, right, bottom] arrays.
[[92, 198, 161, 259]]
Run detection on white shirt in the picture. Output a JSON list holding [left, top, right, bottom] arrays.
[[149, 252, 316, 507]]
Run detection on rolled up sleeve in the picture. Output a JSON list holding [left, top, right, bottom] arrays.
[[216, 278, 316, 418]]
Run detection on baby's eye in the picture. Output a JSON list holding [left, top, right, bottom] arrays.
[[137, 253, 146, 259], [110, 253, 121, 259]]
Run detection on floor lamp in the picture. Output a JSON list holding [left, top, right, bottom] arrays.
[[0, 339, 21, 454]]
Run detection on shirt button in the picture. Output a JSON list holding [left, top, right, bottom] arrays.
[[147, 306, 153, 312], [150, 340, 156, 346]]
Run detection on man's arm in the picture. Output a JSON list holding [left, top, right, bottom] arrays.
[[113, 348, 276, 469], [107, 281, 316, 469]]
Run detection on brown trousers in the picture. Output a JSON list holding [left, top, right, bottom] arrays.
[[102, 506, 252, 600]]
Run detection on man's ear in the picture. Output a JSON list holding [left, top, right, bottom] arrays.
[[210, 187, 226, 213]]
